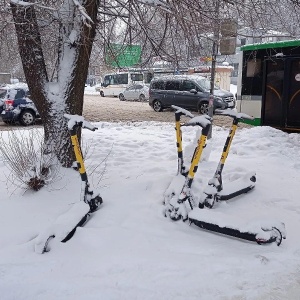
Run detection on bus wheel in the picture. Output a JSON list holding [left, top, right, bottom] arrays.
[[119, 93, 125, 101], [198, 102, 209, 114], [100, 91, 104, 97], [153, 100, 163, 112]]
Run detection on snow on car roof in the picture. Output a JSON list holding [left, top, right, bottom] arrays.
[[152, 74, 207, 81], [0, 82, 28, 91]]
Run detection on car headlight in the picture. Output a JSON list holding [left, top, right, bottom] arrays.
[[214, 97, 223, 103]]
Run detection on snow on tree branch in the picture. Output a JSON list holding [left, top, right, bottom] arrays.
[[72, 0, 94, 27], [10, 0, 33, 6], [10, 0, 57, 11], [137, 0, 169, 7], [136, 0, 172, 11]]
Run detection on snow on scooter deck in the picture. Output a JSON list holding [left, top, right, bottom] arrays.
[[217, 172, 256, 200], [188, 208, 286, 246], [203, 172, 256, 203], [34, 201, 90, 254]]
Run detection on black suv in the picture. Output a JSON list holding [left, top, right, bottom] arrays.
[[149, 75, 235, 114]]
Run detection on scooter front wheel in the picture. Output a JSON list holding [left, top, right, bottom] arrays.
[[204, 194, 217, 209], [89, 195, 103, 213], [168, 206, 182, 221]]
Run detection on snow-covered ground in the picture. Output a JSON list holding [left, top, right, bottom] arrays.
[[0, 119, 299, 299], [85, 84, 100, 95], [230, 84, 237, 96]]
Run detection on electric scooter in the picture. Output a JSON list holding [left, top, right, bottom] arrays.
[[164, 106, 286, 246], [35, 114, 103, 253], [200, 109, 256, 209]]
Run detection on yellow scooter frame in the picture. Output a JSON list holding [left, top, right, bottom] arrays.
[[67, 116, 103, 213], [201, 110, 256, 208], [166, 109, 212, 221]]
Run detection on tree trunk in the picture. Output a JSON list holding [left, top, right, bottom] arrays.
[[11, 0, 99, 167], [10, 2, 49, 118]]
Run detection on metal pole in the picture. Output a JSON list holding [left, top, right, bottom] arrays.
[[208, 0, 220, 139]]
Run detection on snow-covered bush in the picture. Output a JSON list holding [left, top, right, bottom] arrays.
[[0, 129, 59, 191]]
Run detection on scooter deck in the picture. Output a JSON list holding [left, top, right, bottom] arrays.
[[188, 208, 286, 246], [203, 172, 256, 203], [217, 172, 256, 201], [34, 201, 91, 254]]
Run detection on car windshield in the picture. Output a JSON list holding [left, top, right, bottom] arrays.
[[195, 78, 219, 91]]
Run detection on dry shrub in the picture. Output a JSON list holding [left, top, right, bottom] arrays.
[[80, 136, 111, 187], [0, 128, 59, 191]]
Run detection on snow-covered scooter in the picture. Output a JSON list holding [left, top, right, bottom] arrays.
[[172, 105, 195, 176], [164, 106, 286, 246], [34, 115, 103, 253], [164, 105, 211, 221], [200, 109, 256, 209]]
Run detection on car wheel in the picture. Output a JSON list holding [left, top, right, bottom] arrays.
[[198, 102, 209, 115], [139, 94, 146, 101], [100, 91, 104, 97], [152, 100, 163, 112], [19, 109, 35, 126], [119, 93, 125, 101]]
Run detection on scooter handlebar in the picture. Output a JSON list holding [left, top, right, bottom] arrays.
[[183, 115, 212, 128], [64, 114, 98, 131], [236, 112, 255, 121], [171, 105, 194, 118], [82, 122, 98, 131]]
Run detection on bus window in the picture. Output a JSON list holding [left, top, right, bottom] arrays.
[[144, 72, 154, 84], [246, 59, 261, 77], [117, 73, 128, 84], [130, 73, 143, 82], [103, 75, 111, 87], [103, 74, 128, 85]]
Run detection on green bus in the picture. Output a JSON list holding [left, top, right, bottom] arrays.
[[237, 39, 300, 131]]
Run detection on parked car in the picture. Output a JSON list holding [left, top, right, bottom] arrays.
[[119, 84, 149, 101], [148, 75, 235, 114], [0, 86, 40, 126], [0, 90, 5, 114]]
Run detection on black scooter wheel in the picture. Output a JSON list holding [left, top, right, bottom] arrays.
[[170, 216, 181, 221], [169, 207, 182, 221]]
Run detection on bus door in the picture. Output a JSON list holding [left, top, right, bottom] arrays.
[[285, 58, 300, 128], [262, 57, 300, 129], [262, 58, 284, 127]]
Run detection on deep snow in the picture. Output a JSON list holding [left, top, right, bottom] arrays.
[[0, 115, 300, 299]]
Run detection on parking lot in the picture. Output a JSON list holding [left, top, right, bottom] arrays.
[[0, 94, 252, 129], [82, 95, 182, 123], [83, 95, 252, 128]]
